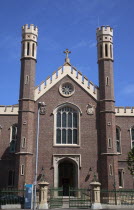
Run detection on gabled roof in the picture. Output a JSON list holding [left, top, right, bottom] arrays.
[[34, 62, 99, 101]]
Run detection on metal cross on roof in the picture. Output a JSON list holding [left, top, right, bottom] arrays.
[[63, 49, 71, 58]]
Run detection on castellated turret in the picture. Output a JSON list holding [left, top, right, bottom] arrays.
[[96, 26, 113, 61], [21, 24, 38, 59]]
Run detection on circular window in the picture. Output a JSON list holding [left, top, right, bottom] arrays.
[[59, 82, 75, 97]]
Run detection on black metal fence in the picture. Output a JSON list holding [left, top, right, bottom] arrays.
[[69, 188, 91, 208], [49, 187, 63, 208], [0, 188, 25, 206], [101, 189, 134, 205]]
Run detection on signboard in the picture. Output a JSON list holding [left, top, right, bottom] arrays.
[[24, 184, 33, 209]]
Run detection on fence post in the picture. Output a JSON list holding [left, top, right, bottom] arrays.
[[90, 180, 102, 209], [38, 181, 49, 209]]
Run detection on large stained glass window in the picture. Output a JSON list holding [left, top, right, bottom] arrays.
[[56, 107, 78, 144]]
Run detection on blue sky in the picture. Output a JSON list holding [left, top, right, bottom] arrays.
[[0, 0, 134, 106]]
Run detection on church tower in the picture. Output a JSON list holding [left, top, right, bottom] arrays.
[[15, 24, 38, 188], [97, 26, 119, 189]]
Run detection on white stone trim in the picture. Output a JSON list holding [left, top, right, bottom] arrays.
[[34, 64, 99, 101], [115, 107, 134, 116], [53, 154, 81, 188], [0, 106, 18, 115]]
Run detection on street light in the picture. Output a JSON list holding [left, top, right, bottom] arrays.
[[33, 102, 46, 210]]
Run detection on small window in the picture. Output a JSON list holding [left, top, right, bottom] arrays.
[[116, 127, 121, 153], [106, 76, 109, 86], [25, 75, 29, 84], [108, 138, 112, 148], [130, 127, 134, 148], [27, 42, 30, 55], [118, 169, 124, 188], [105, 44, 108, 57], [21, 165, 24, 175], [10, 124, 17, 153], [8, 170, 15, 186], [109, 165, 113, 176], [22, 137, 26, 148]]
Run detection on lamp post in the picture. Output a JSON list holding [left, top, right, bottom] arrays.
[[33, 102, 46, 210]]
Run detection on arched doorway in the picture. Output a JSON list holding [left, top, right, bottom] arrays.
[[58, 159, 77, 196]]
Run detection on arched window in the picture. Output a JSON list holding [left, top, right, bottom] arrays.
[[130, 127, 134, 148], [10, 124, 17, 153], [27, 42, 30, 55], [116, 127, 121, 153], [106, 76, 109, 86], [56, 106, 79, 145], [32, 43, 35, 57], [105, 44, 108, 57]]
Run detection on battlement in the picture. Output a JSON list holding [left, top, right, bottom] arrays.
[[115, 107, 134, 116], [34, 64, 99, 101], [96, 26, 113, 37], [0, 105, 18, 115], [22, 24, 38, 36]]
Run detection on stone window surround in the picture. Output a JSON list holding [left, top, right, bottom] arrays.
[[53, 102, 82, 147], [116, 126, 122, 154], [52, 154, 81, 189], [9, 124, 17, 153], [21, 164, 25, 176], [118, 168, 124, 188], [130, 126, 134, 149]]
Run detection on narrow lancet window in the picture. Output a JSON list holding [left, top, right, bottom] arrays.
[[109, 165, 113, 176], [116, 127, 121, 153], [130, 127, 134, 148], [21, 165, 24, 175], [106, 76, 109, 86], [27, 42, 30, 55], [105, 44, 108, 57], [32, 43, 35, 57]]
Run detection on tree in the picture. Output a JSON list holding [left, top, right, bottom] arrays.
[[127, 147, 134, 188]]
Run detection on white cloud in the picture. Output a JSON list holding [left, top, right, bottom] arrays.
[[72, 40, 96, 49], [122, 84, 134, 95]]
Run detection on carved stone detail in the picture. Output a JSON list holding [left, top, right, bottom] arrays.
[[86, 104, 94, 115]]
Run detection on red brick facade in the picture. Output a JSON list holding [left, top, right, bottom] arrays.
[[0, 25, 133, 190]]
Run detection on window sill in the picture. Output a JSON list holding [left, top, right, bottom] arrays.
[[53, 144, 80, 148], [117, 152, 122, 155]]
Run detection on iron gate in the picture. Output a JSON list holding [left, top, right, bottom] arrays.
[[69, 188, 91, 208], [49, 187, 63, 208]]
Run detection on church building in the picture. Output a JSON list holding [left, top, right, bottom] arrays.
[[0, 24, 134, 193]]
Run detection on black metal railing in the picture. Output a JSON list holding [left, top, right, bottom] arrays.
[[101, 189, 134, 205], [0, 188, 25, 206]]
